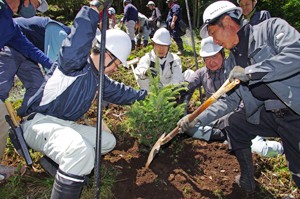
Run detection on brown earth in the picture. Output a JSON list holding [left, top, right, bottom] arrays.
[[2, 103, 299, 199], [104, 134, 270, 199], [95, 104, 299, 199]]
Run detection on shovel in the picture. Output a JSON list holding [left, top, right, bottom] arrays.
[[145, 79, 240, 168]]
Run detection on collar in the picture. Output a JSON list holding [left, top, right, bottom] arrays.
[[207, 65, 224, 76], [231, 24, 251, 67]]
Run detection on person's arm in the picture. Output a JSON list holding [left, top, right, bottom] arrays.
[[7, 27, 53, 70], [122, 6, 128, 23], [134, 53, 151, 79], [169, 54, 184, 84], [245, 18, 300, 84], [170, 15, 178, 30], [103, 75, 147, 105], [58, 6, 99, 73], [155, 8, 162, 21]]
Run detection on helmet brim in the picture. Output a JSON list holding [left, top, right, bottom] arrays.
[[200, 23, 209, 39]]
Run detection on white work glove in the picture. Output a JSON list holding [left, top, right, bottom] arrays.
[[228, 66, 251, 82], [177, 114, 199, 134]]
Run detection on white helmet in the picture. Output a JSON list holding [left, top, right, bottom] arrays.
[[108, 7, 116, 15], [200, 37, 223, 57], [152, 28, 172, 45], [95, 29, 131, 67], [146, 1, 155, 7], [200, 1, 242, 38]]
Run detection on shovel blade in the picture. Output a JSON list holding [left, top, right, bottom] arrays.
[[145, 133, 166, 168]]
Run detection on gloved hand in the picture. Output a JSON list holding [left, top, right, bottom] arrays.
[[89, 0, 113, 11], [177, 114, 199, 133], [145, 67, 157, 77], [229, 66, 251, 82]]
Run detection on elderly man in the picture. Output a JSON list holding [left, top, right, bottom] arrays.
[[177, 0, 300, 195], [183, 36, 283, 158]]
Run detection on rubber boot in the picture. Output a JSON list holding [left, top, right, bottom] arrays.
[[51, 169, 85, 199], [176, 42, 184, 55], [131, 40, 135, 51], [234, 148, 256, 194], [142, 40, 148, 47]]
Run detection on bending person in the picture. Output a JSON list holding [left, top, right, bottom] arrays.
[[20, 4, 147, 199]]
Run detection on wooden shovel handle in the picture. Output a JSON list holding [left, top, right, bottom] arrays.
[[5, 101, 19, 127], [161, 79, 240, 145]]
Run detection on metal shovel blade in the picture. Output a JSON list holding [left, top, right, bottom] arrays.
[[145, 133, 166, 168], [145, 79, 240, 168]]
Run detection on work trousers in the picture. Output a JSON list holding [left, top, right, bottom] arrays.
[[125, 20, 136, 41], [0, 46, 44, 104], [0, 100, 9, 159], [22, 113, 116, 176], [225, 107, 300, 187]]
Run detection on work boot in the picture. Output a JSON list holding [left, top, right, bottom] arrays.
[[176, 49, 183, 55], [234, 148, 256, 194], [136, 39, 141, 48], [131, 40, 135, 51], [51, 169, 85, 199], [142, 40, 148, 47]]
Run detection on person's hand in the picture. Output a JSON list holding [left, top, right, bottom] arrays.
[[89, 0, 113, 12], [170, 21, 175, 30], [229, 66, 250, 82], [177, 114, 199, 133], [145, 67, 157, 77]]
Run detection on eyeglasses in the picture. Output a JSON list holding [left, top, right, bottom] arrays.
[[203, 54, 218, 62]]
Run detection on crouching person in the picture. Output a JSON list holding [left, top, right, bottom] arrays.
[[19, 3, 147, 199]]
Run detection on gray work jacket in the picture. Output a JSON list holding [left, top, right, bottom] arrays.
[[197, 18, 300, 126]]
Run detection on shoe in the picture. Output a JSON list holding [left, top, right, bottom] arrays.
[[0, 164, 26, 184], [177, 50, 183, 55]]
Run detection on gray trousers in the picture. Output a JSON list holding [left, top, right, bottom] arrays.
[[0, 46, 44, 104], [225, 107, 300, 187], [0, 100, 9, 159]]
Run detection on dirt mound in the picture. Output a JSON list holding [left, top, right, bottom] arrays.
[[104, 135, 278, 199]]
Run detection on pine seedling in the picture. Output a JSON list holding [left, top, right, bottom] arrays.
[[126, 56, 187, 148]]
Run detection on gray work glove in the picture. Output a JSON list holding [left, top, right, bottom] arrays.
[[177, 114, 199, 134], [89, 0, 113, 10], [229, 66, 250, 82]]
